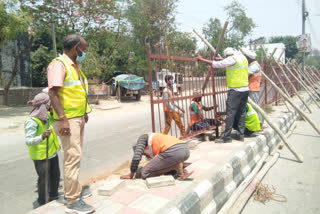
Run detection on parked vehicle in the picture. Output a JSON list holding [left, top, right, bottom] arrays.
[[110, 74, 145, 101], [152, 69, 183, 96]]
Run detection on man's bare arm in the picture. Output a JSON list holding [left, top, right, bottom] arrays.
[[49, 87, 70, 135]]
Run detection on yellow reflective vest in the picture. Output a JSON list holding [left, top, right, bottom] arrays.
[[51, 55, 91, 120], [26, 117, 60, 160], [226, 54, 249, 88], [245, 103, 261, 131]]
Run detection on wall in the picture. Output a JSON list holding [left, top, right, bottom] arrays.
[[0, 87, 43, 105]]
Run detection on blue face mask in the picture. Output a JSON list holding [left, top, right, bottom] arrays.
[[76, 47, 86, 62]]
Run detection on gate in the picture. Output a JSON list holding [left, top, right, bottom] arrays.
[[146, 44, 227, 139]]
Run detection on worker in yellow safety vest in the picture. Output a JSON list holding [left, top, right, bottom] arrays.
[[47, 34, 94, 214], [241, 48, 263, 126], [120, 133, 193, 180], [197, 47, 249, 143], [25, 92, 60, 206]]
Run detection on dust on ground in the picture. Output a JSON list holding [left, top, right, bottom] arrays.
[[81, 158, 149, 186]]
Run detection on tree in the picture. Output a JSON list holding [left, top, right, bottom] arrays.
[[269, 36, 300, 61], [167, 31, 196, 51], [0, 0, 31, 105], [126, 0, 179, 76], [20, 0, 121, 35], [202, 0, 256, 54]]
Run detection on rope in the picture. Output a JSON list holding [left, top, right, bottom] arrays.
[[253, 183, 287, 204]]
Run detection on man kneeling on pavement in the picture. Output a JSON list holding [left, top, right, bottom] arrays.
[[232, 103, 261, 139], [120, 133, 193, 180]]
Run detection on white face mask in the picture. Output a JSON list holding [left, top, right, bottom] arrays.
[[76, 46, 86, 62]]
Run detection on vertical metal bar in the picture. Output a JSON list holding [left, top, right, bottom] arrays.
[[147, 44, 155, 132]]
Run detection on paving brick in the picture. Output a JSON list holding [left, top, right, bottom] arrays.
[[116, 207, 147, 214], [129, 194, 169, 214], [109, 187, 145, 205], [189, 160, 215, 170], [146, 175, 175, 188], [95, 200, 124, 214], [149, 184, 184, 200], [98, 179, 125, 196]]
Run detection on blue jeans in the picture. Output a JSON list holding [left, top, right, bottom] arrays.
[[191, 119, 215, 132]]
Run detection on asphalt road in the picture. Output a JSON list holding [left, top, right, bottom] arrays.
[[242, 104, 320, 214], [0, 99, 152, 214]]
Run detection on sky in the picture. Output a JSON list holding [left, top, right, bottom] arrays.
[[175, 0, 320, 50]]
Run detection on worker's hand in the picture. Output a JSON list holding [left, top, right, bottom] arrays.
[[59, 118, 70, 136], [178, 110, 184, 117], [214, 57, 223, 61], [84, 114, 89, 123], [196, 54, 203, 61], [120, 172, 135, 179], [42, 129, 51, 140]]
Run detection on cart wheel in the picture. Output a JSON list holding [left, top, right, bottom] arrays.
[[116, 85, 122, 102], [136, 90, 141, 101]]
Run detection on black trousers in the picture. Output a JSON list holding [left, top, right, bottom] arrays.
[[222, 90, 249, 139], [34, 155, 60, 205]]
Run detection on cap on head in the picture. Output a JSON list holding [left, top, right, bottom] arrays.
[[242, 48, 256, 60], [223, 47, 235, 57]]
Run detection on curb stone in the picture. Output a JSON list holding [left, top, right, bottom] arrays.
[[164, 95, 312, 214]]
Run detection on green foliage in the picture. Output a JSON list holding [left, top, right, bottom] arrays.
[[269, 36, 300, 61], [21, 0, 121, 35], [202, 0, 255, 54], [31, 45, 53, 87], [0, 0, 30, 45], [167, 31, 196, 51], [305, 55, 320, 69]]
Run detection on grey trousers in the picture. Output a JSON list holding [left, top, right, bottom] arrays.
[[222, 89, 249, 139], [140, 143, 190, 179]]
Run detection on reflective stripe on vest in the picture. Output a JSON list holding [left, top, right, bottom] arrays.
[[51, 56, 91, 120], [245, 103, 260, 131], [249, 61, 262, 91], [226, 54, 249, 88], [26, 117, 60, 160], [144, 133, 156, 158], [189, 101, 203, 126], [144, 133, 184, 158]]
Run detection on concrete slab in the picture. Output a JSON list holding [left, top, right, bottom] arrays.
[[146, 175, 175, 188], [98, 179, 125, 196], [129, 194, 169, 214]]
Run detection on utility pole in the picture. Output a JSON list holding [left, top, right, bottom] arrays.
[[50, 7, 57, 58], [302, 0, 307, 75]]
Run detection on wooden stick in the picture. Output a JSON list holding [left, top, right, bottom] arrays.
[[260, 47, 291, 111], [291, 64, 320, 101], [292, 63, 320, 96], [273, 61, 312, 113], [258, 68, 320, 135], [283, 63, 320, 108], [218, 153, 269, 214], [227, 153, 280, 214], [248, 97, 304, 162], [193, 21, 229, 92], [193, 29, 221, 57]]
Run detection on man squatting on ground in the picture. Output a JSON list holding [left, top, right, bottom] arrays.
[[24, 93, 61, 206], [197, 47, 249, 143], [47, 34, 94, 214], [120, 133, 193, 180], [162, 75, 186, 137], [189, 90, 216, 132]]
